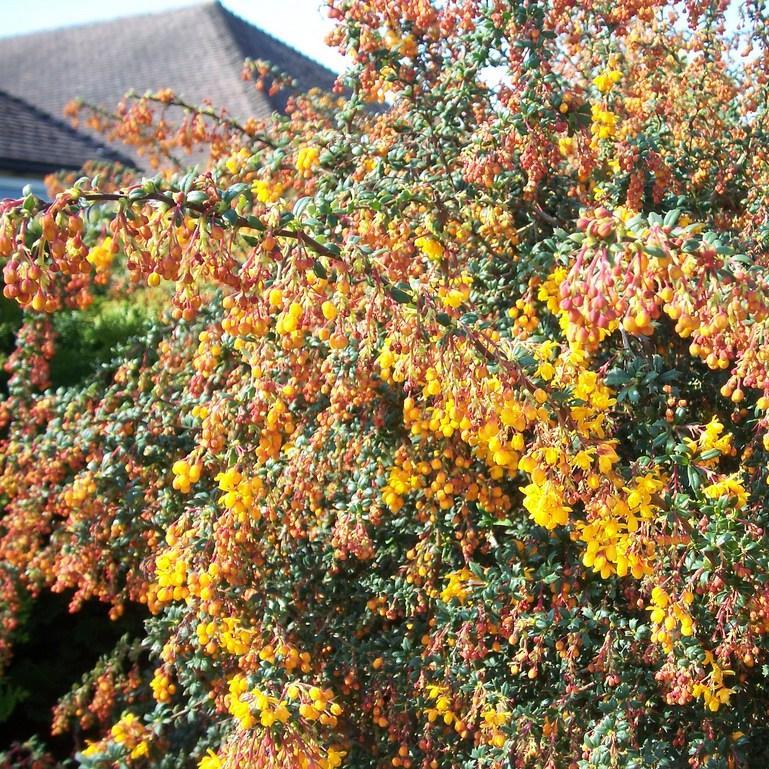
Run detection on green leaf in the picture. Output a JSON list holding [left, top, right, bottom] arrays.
[[687, 465, 702, 492], [312, 259, 328, 279], [663, 208, 681, 227], [390, 287, 413, 304]]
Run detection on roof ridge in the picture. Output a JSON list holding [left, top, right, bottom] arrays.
[[0, 87, 132, 165], [213, 0, 340, 79], [201, 3, 271, 119]]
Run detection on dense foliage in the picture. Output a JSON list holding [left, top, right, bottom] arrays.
[[3, 1, 769, 767]]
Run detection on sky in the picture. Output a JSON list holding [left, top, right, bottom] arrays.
[[0, 0, 347, 72]]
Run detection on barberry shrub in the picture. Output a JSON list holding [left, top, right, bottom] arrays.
[[2, 2, 769, 768]]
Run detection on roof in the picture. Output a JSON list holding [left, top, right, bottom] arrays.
[[0, 1, 338, 120], [0, 90, 132, 175], [0, 1, 338, 170]]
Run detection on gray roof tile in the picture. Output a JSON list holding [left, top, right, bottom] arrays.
[[0, 1, 338, 170], [0, 89, 131, 175]]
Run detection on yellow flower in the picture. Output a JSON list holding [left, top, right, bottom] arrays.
[[252, 179, 284, 203], [322, 747, 346, 769], [593, 69, 623, 94], [130, 741, 150, 759], [321, 300, 338, 320], [591, 105, 618, 140], [81, 741, 103, 757], [521, 481, 571, 529], [442, 288, 465, 308], [702, 473, 748, 509], [225, 147, 250, 174], [558, 136, 574, 156], [440, 568, 483, 603], [86, 236, 115, 271], [296, 146, 321, 175], [685, 417, 733, 460], [691, 658, 734, 711], [482, 707, 510, 727], [571, 450, 593, 471], [110, 711, 152, 760], [199, 749, 222, 769], [414, 235, 445, 262]]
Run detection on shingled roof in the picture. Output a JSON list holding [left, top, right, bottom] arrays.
[[0, 89, 131, 175], [0, 1, 338, 171]]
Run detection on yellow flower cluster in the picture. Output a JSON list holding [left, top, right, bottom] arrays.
[[380, 448, 512, 518], [520, 440, 616, 489], [591, 104, 618, 140], [187, 564, 219, 604], [684, 417, 734, 462], [507, 296, 539, 337], [110, 712, 151, 759], [472, 401, 536, 475], [86, 235, 116, 272], [571, 369, 616, 435], [172, 458, 202, 494], [558, 136, 575, 157], [252, 178, 285, 203], [592, 69, 623, 93], [648, 586, 694, 652], [82, 713, 152, 760], [537, 267, 567, 315], [424, 684, 458, 726], [702, 473, 748, 510], [150, 668, 176, 703], [193, 330, 222, 375], [414, 235, 445, 262], [154, 547, 190, 604], [579, 471, 665, 579], [258, 399, 297, 462], [198, 749, 221, 769], [520, 480, 571, 529], [439, 272, 472, 309], [197, 616, 254, 656], [410, 391, 474, 441], [216, 467, 264, 522], [691, 653, 734, 712], [381, 463, 415, 513], [63, 472, 96, 505], [228, 674, 290, 729], [376, 339, 403, 382], [276, 301, 305, 336], [257, 641, 313, 673], [383, 27, 418, 57], [296, 146, 320, 176], [440, 568, 484, 604], [473, 204, 517, 247], [227, 675, 344, 736], [224, 147, 251, 175], [320, 747, 346, 769], [481, 705, 510, 748], [294, 684, 343, 726], [380, 335, 622, 544]]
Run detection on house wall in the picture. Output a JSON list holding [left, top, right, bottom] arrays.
[[0, 174, 47, 200]]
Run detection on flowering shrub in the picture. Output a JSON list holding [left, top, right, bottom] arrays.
[[2, 1, 769, 767]]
